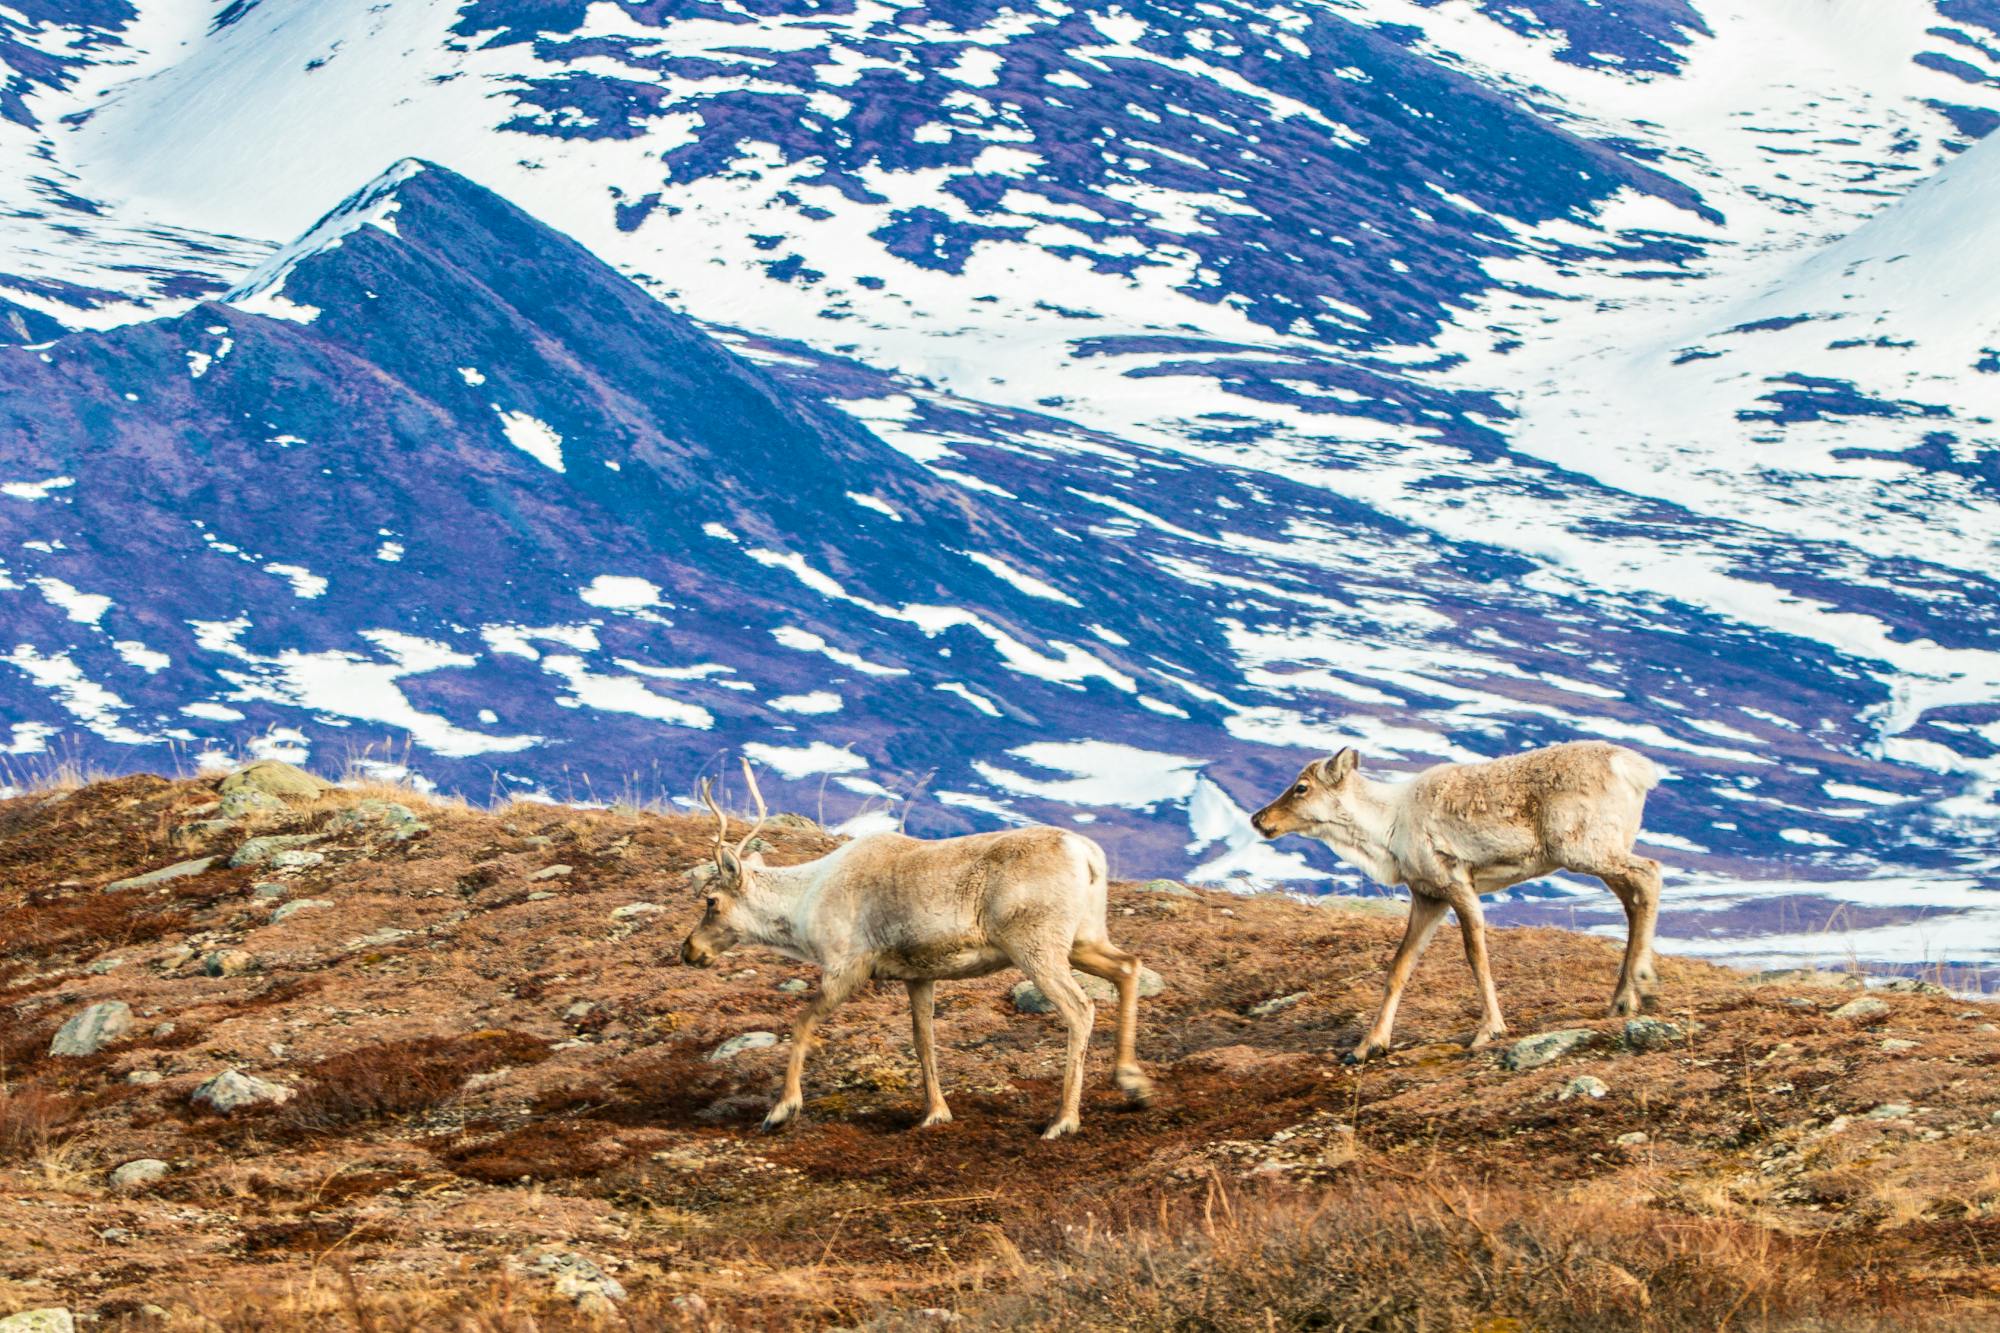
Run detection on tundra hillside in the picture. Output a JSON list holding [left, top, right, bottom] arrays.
[[1, 767, 1997, 1331]]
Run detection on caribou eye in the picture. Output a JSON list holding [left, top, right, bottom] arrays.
[[705, 895, 718, 910], [1293, 782, 1308, 795]]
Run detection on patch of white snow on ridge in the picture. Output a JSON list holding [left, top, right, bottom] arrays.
[[496, 409, 564, 471], [769, 690, 843, 714], [2, 476, 74, 501], [745, 740, 867, 777], [976, 741, 1202, 808], [580, 575, 662, 609]]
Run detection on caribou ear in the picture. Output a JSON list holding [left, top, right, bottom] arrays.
[[1320, 748, 1359, 782], [717, 847, 743, 879]]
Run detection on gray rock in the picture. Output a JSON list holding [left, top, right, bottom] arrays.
[[251, 881, 289, 899], [531, 864, 574, 881], [86, 956, 124, 975], [1879, 977, 1948, 996], [1988, 1109, 2000, 1126], [1622, 1017, 1695, 1050], [767, 812, 820, 832], [1011, 968, 1166, 1013], [1832, 996, 1891, 1020], [1132, 878, 1196, 898], [346, 927, 412, 949], [171, 819, 236, 841], [1248, 992, 1308, 1017], [532, 1251, 627, 1312], [109, 1158, 170, 1190], [1559, 1075, 1610, 1101], [1880, 1038, 1920, 1052], [525, 890, 556, 902], [1314, 894, 1407, 917], [217, 787, 286, 820], [610, 902, 663, 919], [1615, 1131, 1649, 1146], [1500, 1029, 1597, 1071], [708, 1031, 779, 1061], [219, 760, 328, 802], [125, 1070, 162, 1086], [202, 949, 256, 978], [776, 978, 811, 993], [189, 1069, 293, 1112], [228, 833, 325, 868], [326, 799, 429, 842], [1865, 1102, 1913, 1120], [521, 835, 553, 848], [1750, 968, 1862, 989], [103, 856, 216, 893], [271, 897, 333, 923], [50, 1000, 133, 1057], [0, 1310, 74, 1333]]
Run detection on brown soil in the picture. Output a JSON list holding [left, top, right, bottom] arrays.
[[1, 774, 1996, 1330]]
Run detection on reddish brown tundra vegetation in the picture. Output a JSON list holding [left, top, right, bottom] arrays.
[[1, 770, 1997, 1330]]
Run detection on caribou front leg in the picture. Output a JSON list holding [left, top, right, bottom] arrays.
[[764, 966, 865, 1132]]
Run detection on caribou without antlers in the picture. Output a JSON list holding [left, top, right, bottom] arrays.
[[680, 760, 1154, 1138], [1251, 740, 1664, 1062]]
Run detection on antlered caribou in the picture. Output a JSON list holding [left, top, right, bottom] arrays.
[[1251, 741, 1664, 1062], [680, 763, 1153, 1138]]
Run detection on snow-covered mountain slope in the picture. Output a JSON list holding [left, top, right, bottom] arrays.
[[2, 1, 1999, 967]]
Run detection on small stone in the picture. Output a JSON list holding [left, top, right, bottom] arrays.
[[610, 902, 662, 919], [1878, 977, 1948, 996], [1865, 1102, 1913, 1120], [99, 1228, 133, 1244], [709, 1031, 779, 1061], [776, 979, 810, 993], [526, 891, 556, 902], [530, 864, 574, 881], [269, 849, 325, 870], [1988, 1110, 2000, 1126], [1313, 894, 1406, 917], [563, 1001, 596, 1022], [125, 1070, 162, 1086], [1832, 996, 1890, 1020], [689, 862, 718, 887], [271, 897, 333, 923], [109, 1158, 170, 1191], [86, 956, 124, 975], [228, 833, 325, 869], [1622, 1017, 1694, 1051], [103, 856, 216, 893], [1559, 1075, 1610, 1101], [190, 1069, 293, 1112], [1248, 992, 1308, 1018], [521, 835, 553, 848], [1133, 878, 1196, 898], [0, 1310, 74, 1333], [202, 949, 256, 978], [725, 968, 758, 981], [1880, 1038, 1920, 1052], [1010, 967, 1166, 1013], [767, 813, 818, 831], [251, 882, 288, 899], [1500, 1029, 1597, 1071], [49, 1000, 133, 1057], [1615, 1131, 1649, 1147]]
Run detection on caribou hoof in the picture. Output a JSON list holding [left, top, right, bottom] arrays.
[[918, 1105, 954, 1128], [1041, 1116, 1081, 1140], [1116, 1069, 1155, 1106], [760, 1101, 801, 1133]]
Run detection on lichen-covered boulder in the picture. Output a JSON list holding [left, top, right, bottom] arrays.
[[219, 761, 329, 803]]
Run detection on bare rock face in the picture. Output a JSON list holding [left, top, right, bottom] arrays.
[[103, 857, 216, 893], [219, 761, 330, 803], [0, 1309, 75, 1333], [228, 833, 327, 869], [190, 1069, 294, 1112], [49, 1000, 133, 1057]]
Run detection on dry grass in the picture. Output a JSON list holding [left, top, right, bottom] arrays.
[[889, 1180, 1974, 1333], [281, 1031, 554, 1136]]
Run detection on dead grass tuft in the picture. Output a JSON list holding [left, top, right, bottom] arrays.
[[281, 1030, 554, 1136]]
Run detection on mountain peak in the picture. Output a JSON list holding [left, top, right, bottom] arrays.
[[225, 158, 433, 321]]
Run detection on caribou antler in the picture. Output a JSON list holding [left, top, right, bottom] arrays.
[[734, 757, 768, 856], [698, 776, 729, 863]]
